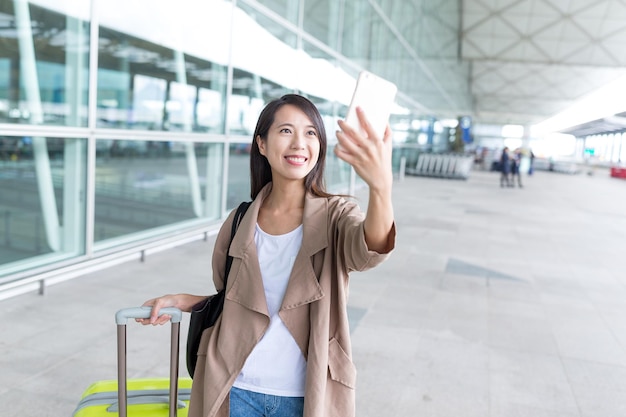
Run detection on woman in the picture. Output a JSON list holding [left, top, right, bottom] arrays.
[[139, 94, 395, 417], [499, 146, 511, 187]]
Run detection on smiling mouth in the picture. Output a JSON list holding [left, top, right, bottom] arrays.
[[285, 156, 307, 163]]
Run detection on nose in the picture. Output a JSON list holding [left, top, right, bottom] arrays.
[[290, 132, 305, 149]]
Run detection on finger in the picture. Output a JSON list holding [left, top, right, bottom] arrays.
[[382, 124, 392, 143], [355, 107, 379, 140], [335, 129, 360, 154], [134, 299, 155, 325], [381, 125, 393, 154], [151, 314, 168, 326], [336, 120, 362, 147], [149, 300, 163, 324], [337, 117, 357, 135], [141, 298, 155, 308], [333, 141, 349, 161], [333, 140, 358, 167]]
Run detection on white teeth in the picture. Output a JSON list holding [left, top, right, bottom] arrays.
[[286, 156, 306, 162]]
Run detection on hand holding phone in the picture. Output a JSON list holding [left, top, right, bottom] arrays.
[[344, 71, 397, 139]]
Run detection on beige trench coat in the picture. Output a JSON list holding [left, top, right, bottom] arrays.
[[188, 184, 395, 417]]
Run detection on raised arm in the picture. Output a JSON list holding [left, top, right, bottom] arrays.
[[335, 106, 395, 253]]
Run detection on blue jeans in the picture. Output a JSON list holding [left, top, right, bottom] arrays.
[[229, 386, 304, 417]]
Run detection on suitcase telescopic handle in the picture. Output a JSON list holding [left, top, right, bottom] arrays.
[[115, 306, 183, 324], [116, 306, 183, 417]]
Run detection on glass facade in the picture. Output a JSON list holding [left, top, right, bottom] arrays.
[[0, 0, 470, 287], [584, 133, 626, 164], [0, 1, 90, 127], [94, 140, 223, 245], [0, 136, 87, 274]]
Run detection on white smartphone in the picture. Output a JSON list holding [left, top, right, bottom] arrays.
[[344, 71, 397, 139]]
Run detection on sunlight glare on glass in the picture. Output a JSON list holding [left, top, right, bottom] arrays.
[[531, 73, 626, 136], [501, 124, 524, 138]]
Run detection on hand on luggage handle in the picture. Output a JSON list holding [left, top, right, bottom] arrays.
[[115, 306, 182, 325], [116, 306, 183, 417]]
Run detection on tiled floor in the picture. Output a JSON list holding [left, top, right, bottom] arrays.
[[1, 168, 626, 416]]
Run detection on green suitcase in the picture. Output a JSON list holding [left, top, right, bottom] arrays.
[[73, 307, 193, 417]]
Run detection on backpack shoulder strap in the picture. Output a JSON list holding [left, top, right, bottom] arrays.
[[224, 201, 252, 283]]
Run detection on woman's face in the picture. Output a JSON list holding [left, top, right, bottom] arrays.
[[256, 104, 321, 186]]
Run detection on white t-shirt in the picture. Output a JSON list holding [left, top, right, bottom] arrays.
[[233, 223, 306, 397]]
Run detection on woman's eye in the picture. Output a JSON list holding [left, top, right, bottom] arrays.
[[279, 128, 292, 134], [307, 130, 317, 136]]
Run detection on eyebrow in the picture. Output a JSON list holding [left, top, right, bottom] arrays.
[[276, 122, 317, 130]]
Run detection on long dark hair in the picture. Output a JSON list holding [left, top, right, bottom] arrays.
[[250, 94, 332, 199]]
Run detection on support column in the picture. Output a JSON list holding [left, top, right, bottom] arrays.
[[14, 0, 60, 251], [62, 139, 86, 253], [62, 15, 88, 254], [204, 144, 222, 220], [174, 49, 203, 217]]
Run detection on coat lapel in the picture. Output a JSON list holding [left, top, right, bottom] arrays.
[[280, 193, 327, 309], [226, 193, 268, 316], [225, 186, 328, 316]]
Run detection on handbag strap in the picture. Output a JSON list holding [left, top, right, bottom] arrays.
[[223, 201, 251, 286]]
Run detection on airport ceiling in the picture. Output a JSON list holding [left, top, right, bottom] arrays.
[[457, 0, 626, 130]]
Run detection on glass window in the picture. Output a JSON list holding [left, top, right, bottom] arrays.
[[94, 139, 223, 245], [0, 136, 87, 277], [231, 2, 298, 120], [0, 1, 90, 126], [96, 24, 227, 132], [229, 68, 290, 136], [197, 87, 225, 132], [167, 81, 197, 131], [130, 74, 167, 130], [302, 0, 339, 48], [227, 143, 252, 209], [300, 41, 354, 193], [0, 58, 9, 113], [300, 89, 351, 194], [340, 0, 374, 60], [240, 0, 301, 27]]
